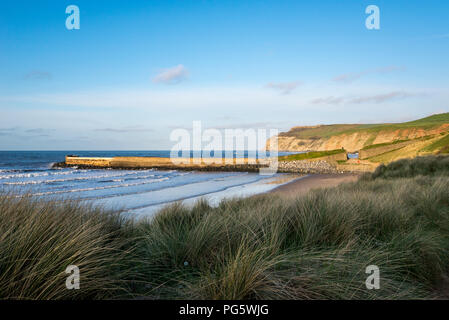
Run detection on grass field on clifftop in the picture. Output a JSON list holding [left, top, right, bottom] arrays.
[[278, 149, 345, 161], [281, 113, 449, 140], [1, 155, 449, 299]]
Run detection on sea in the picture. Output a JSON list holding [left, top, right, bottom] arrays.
[[0, 151, 295, 219]]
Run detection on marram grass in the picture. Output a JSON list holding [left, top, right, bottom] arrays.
[[1, 155, 449, 299], [0, 196, 138, 299]]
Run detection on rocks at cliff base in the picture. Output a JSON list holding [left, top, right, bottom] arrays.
[[276, 160, 340, 174]]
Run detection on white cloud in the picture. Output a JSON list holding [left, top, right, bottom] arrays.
[[333, 66, 405, 83], [265, 81, 301, 95], [349, 91, 416, 104], [310, 96, 345, 105], [95, 126, 154, 133], [152, 64, 189, 84], [311, 91, 421, 105], [333, 72, 367, 83]]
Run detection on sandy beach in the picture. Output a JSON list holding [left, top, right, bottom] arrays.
[[271, 173, 361, 196]]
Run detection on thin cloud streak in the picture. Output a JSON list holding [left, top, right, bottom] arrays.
[[333, 66, 405, 83], [23, 71, 52, 80], [349, 91, 416, 104], [311, 91, 421, 105], [95, 126, 154, 133], [431, 33, 449, 39], [310, 96, 345, 105], [152, 64, 189, 84], [265, 81, 302, 95]]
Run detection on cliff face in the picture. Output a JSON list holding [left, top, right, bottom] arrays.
[[266, 114, 449, 152]]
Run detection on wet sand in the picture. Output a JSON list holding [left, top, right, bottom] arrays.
[[271, 173, 361, 196]]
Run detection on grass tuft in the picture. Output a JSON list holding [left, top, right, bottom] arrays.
[[0, 195, 139, 299]]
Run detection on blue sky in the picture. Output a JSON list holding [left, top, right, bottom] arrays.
[[0, 0, 448, 150]]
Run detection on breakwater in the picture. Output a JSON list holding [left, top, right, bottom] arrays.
[[53, 156, 270, 172], [53, 155, 376, 173]]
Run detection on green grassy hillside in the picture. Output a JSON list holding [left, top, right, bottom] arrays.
[[421, 133, 449, 154], [405, 113, 449, 125], [279, 149, 345, 161], [281, 113, 449, 140]]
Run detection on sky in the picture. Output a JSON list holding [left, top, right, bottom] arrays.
[[0, 0, 448, 150]]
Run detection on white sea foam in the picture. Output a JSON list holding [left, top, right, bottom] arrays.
[[0, 169, 158, 182], [1, 173, 165, 185], [0, 170, 78, 180], [30, 177, 170, 196]]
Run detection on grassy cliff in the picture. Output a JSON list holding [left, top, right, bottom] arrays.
[[270, 113, 449, 158]]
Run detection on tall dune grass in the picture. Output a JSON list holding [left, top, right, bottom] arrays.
[[1, 155, 448, 299], [367, 154, 449, 179], [135, 156, 449, 299], [136, 176, 448, 299], [0, 195, 136, 299]]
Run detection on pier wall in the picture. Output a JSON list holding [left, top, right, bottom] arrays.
[[65, 156, 113, 167], [60, 156, 269, 171]]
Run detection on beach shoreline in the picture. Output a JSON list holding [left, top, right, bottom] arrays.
[[132, 173, 361, 219], [270, 173, 361, 196]]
